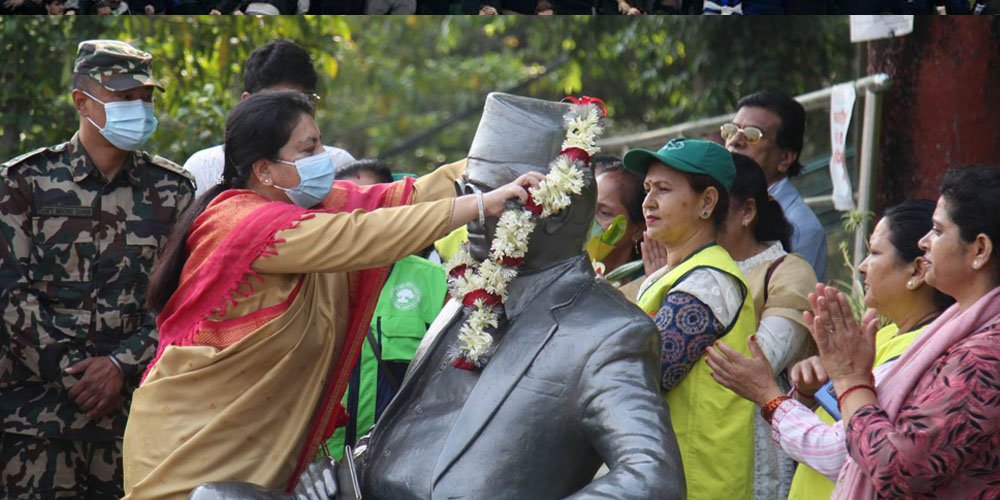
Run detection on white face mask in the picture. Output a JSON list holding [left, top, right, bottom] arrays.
[[82, 90, 157, 151]]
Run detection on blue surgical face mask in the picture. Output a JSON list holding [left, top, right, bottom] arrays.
[[82, 90, 157, 151], [273, 150, 335, 208]]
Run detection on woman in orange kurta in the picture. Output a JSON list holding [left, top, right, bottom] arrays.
[[122, 91, 538, 499]]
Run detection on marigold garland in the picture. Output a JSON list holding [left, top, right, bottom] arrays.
[[445, 97, 606, 370]]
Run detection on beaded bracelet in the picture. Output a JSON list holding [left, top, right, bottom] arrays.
[[760, 395, 791, 424], [836, 384, 876, 411]]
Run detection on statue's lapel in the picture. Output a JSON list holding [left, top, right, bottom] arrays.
[[432, 260, 589, 487], [408, 299, 463, 376], [374, 299, 463, 431]]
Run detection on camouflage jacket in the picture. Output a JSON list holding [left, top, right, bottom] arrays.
[[0, 133, 194, 441]]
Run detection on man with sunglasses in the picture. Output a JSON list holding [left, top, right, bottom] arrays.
[[183, 39, 355, 197], [723, 91, 827, 282], [0, 40, 194, 498]]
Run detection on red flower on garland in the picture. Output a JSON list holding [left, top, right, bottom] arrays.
[[560, 147, 591, 165], [499, 256, 524, 268], [462, 289, 502, 307], [523, 194, 544, 216], [562, 96, 607, 116], [449, 264, 468, 278], [452, 357, 477, 371]]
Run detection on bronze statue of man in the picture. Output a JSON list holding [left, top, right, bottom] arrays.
[[359, 93, 683, 499], [190, 93, 684, 500]]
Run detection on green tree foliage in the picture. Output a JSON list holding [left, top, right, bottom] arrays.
[[0, 16, 852, 173]]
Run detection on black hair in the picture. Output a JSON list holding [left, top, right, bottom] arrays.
[[147, 91, 315, 314], [737, 91, 806, 177], [883, 200, 936, 263], [243, 39, 318, 95], [593, 155, 644, 228], [882, 199, 956, 311], [730, 153, 793, 251], [939, 166, 1000, 283], [335, 158, 394, 184], [591, 153, 620, 176], [685, 172, 729, 231]]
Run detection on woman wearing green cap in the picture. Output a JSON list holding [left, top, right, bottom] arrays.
[[623, 138, 756, 500]]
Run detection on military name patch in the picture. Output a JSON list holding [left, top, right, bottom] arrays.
[[37, 205, 94, 218]]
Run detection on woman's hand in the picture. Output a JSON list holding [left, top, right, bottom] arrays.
[[803, 284, 879, 390], [789, 355, 828, 399], [706, 336, 784, 407], [482, 172, 545, 217], [641, 231, 668, 275]]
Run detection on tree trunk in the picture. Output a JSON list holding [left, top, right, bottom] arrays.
[[867, 16, 1000, 211]]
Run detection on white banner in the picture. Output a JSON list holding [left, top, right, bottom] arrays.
[[850, 15, 914, 43], [829, 83, 856, 211]]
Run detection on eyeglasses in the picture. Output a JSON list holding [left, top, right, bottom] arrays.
[[720, 123, 765, 144]]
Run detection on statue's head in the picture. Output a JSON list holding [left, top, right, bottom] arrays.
[[463, 92, 597, 273]]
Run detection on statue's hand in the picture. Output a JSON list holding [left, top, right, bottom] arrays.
[[293, 457, 339, 500]]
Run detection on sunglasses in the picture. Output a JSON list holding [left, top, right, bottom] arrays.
[[720, 123, 765, 144]]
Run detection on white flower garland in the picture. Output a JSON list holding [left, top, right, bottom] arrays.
[[445, 99, 605, 370]]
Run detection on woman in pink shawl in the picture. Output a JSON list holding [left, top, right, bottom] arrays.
[[807, 166, 1000, 499]]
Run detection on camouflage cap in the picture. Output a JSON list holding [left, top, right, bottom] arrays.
[[74, 40, 164, 92]]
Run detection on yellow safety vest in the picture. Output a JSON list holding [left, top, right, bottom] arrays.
[[786, 323, 925, 500], [433, 226, 469, 263], [637, 244, 756, 500]]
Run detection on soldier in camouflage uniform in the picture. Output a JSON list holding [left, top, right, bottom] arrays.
[[0, 40, 195, 498]]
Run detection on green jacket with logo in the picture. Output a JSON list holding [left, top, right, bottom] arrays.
[[324, 255, 447, 458]]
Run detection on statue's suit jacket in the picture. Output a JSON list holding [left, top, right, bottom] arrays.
[[363, 255, 685, 499]]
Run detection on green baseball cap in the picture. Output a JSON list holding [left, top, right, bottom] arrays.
[[74, 40, 164, 92], [622, 138, 735, 191]]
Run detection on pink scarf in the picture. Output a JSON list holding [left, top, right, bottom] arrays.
[[833, 285, 1000, 499]]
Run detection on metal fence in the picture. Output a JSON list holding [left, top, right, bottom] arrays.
[[597, 73, 892, 274]]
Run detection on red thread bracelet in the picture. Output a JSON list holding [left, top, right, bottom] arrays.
[[836, 384, 876, 411], [761, 395, 791, 424]]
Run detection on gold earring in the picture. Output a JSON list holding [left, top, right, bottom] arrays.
[[907, 279, 916, 289]]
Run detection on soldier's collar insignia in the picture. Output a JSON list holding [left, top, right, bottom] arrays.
[[124, 153, 143, 187], [67, 132, 143, 187]]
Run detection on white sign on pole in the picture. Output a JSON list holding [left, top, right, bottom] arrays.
[[850, 15, 914, 43], [829, 83, 856, 211]]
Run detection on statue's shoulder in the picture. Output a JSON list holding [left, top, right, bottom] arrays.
[[589, 278, 651, 316], [566, 277, 657, 337]]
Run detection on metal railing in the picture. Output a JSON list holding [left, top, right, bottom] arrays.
[[597, 73, 892, 275]]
